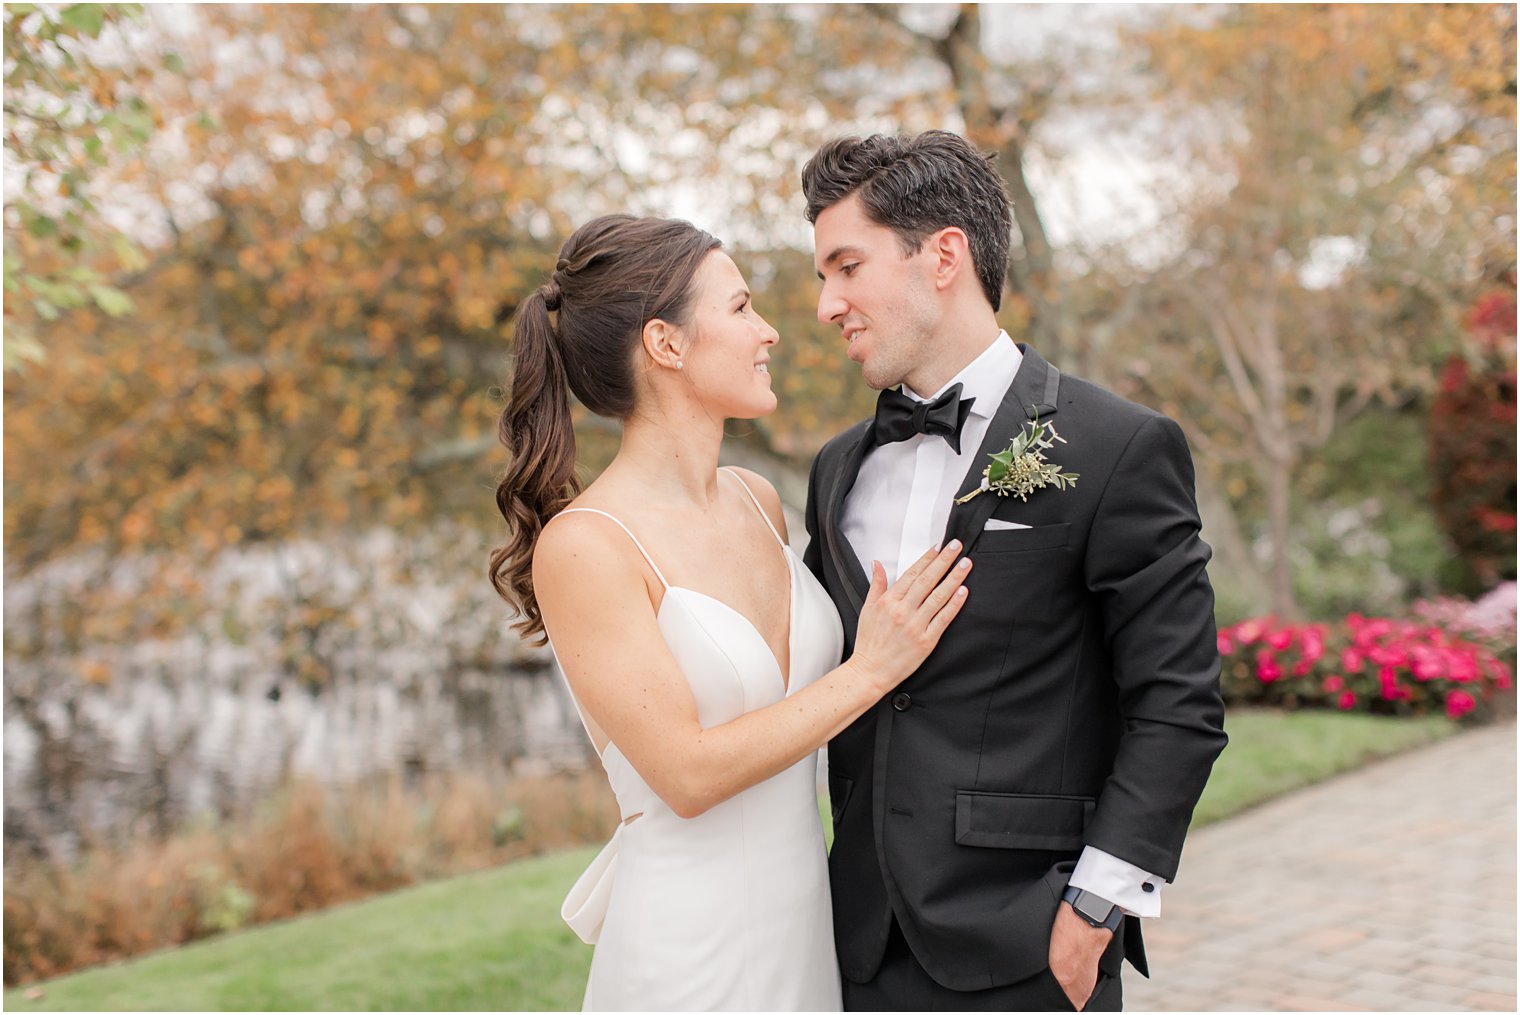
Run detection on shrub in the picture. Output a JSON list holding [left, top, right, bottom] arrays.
[[1409, 581, 1519, 661], [1428, 289, 1517, 591], [3, 769, 617, 986], [1219, 596, 1514, 722]]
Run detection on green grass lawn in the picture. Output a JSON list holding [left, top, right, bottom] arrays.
[[1190, 709, 1456, 826], [4, 709, 1460, 1012]]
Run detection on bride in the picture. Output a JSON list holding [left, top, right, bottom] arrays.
[[490, 214, 971, 1012]]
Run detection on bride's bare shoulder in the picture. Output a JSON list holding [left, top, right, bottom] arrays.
[[534, 497, 647, 594], [725, 466, 789, 542]]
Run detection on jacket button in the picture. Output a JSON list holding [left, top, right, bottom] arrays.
[[892, 692, 912, 712]]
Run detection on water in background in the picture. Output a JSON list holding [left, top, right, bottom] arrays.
[[3, 525, 592, 863]]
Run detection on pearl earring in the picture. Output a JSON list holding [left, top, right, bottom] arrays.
[[676, 360, 683, 370]]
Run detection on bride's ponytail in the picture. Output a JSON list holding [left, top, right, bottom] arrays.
[[490, 215, 721, 643], [490, 281, 579, 643]]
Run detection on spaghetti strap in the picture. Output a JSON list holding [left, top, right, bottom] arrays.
[[721, 468, 786, 549], [555, 508, 671, 590], [555, 654, 607, 762]]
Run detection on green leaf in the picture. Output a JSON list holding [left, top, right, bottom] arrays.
[[110, 232, 147, 271], [59, 3, 107, 37], [30, 275, 91, 307], [4, 328, 46, 372], [89, 283, 135, 317], [35, 297, 60, 321], [24, 211, 58, 239], [59, 4, 107, 37], [162, 51, 185, 75]]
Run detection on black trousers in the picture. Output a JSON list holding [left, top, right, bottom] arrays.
[[842, 916, 1123, 1012]]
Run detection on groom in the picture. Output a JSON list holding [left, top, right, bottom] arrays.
[[801, 131, 1227, 1011]]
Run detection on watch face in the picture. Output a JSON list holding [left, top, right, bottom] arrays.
[[1074, 891, 1113, 923]]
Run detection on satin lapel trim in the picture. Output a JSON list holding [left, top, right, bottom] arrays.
[[823, 430, 873, 615], [942, 345, 1062, 552]]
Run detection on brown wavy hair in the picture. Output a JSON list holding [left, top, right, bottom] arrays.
[[489, 214, 721, 643]]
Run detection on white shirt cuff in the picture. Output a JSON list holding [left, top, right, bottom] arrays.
[[1069, 846, 1165, 918]]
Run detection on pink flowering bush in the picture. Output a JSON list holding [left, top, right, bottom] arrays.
[[1410, 582, 1517, 664], [1218, 594, 1515, 722]]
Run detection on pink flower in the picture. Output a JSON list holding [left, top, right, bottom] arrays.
[[1338, 691, 1357, 710], [1301, 627, 1326, 663], [1447, 652, 1479, 683], [1410, 647, 1445, 682], [1378, 666, 1401, 701], [1324, 675, 1345, 692], [1342, 649, 1364, 673], [1217, 632, 1235, 655], [1267, 628, 1295, 652], [1257, 655, 1282, 683], [1446, 690, 1477, 720], [1293, 659, 1313, 677], [1235, 618, 1270, 645]]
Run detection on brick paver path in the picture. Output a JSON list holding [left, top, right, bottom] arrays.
[[1127, 724, 1517, 1012]]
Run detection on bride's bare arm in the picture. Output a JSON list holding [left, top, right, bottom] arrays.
[[534, 513, 969, 819]]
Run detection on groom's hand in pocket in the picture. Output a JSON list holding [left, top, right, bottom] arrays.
[[1048, 901, 1112, 1010]]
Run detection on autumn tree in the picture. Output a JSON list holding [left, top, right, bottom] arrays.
[[1092, 4, 1516, 616], [4, 4, 981, 662], [2, 2, 174, 369], [15, 3, 1503, 635]]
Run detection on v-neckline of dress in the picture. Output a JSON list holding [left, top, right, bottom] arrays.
[[659, 548, 797, 695]]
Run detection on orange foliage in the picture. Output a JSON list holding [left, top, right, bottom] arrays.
[[5, 5, 943, 587]]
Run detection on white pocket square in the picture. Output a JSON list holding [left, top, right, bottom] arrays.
[[983, 519, 1031, 531]]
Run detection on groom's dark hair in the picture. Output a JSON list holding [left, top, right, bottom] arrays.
[[801, 131, 1013, 311]]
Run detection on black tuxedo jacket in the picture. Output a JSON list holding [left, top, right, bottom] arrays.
[[803, 345, 1228, 991]]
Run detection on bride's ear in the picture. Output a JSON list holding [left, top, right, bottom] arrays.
[[642, 318, 686, 371]]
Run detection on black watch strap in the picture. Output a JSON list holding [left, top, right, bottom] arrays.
[[1062, 885, 1124, 932]]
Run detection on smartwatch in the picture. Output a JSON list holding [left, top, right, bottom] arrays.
[[1061, 885, 1124, 932]]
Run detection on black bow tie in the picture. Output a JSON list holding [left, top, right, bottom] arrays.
[[871, 383, 976, 453]]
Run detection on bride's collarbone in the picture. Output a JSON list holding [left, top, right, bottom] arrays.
[[655, 527, 789, 601], [639, 518, 791, 636]]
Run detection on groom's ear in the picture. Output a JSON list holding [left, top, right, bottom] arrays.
[[928, 226, 972, 295]]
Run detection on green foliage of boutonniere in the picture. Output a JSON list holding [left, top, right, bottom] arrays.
[[955, 416, 1079, 504]]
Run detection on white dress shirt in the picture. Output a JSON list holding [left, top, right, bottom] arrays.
[[840, 331, 1165, 918]]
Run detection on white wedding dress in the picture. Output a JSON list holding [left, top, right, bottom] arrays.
[[551, 469, 845, 1012]]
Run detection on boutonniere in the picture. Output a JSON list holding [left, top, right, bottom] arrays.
[[955, 416, 1079, 504]]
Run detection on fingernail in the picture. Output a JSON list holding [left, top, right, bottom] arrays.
[[947, 539, 962, 551], [956, 587, 967, 596], [957, 558, 971, 569]]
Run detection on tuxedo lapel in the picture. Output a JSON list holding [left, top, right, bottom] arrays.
[[942, 344, 1062, 552], [822, 429, 874, 616]]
